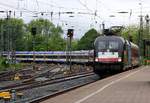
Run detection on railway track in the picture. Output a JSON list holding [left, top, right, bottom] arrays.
[[0, 63, 59, 81], [0, 64, 92, 90], [0, 66, 137, 103], [29, 73, 98, 103], [0, 63, 126, 103], [0, 68, 34, 81], [0, 70, 93, 91], [0, 71, 98, 103], [27, 68, 138, 103]]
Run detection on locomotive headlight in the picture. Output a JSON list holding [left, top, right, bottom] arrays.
[[95, 58, 98, 61], [118, 58, 122, 62]]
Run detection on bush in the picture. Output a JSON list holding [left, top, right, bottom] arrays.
[[0, 57, 23, 71]]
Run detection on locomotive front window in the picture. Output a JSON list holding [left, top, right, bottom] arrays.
[[109, 41, 119, 50], [96, 40, 120, 50], [98, 41, 107, 50]]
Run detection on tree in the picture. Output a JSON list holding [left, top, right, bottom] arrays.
[[26, 18, 65, 51], [121, 25, 139, 44], [27, 18, 55, 36], [0, 18, 25, 51], [77, 28, 99, 50], [71, 39, 79, 50], [48, 26, 66, 51]]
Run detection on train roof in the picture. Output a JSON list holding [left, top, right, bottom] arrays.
[[130, 42, 139, 49], [94, 35, 125, 44], [94, 35, 139, 48], [2, 50, 94, 55]]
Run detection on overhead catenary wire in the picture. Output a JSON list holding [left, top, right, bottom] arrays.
[[1, 0, 141, 31], [1, 1, 149, 18], [35, 0, 39, 11], [78, 0, 93, 12], [0, 1, 128, 29], [0, 1, 97, 16], [32, 0, 89, 12]]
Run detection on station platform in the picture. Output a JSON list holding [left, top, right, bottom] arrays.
[[41, 66, 150, 103]]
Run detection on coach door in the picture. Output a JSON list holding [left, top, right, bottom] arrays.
[[124, 41, 131, 67]]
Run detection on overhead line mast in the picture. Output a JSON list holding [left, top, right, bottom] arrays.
[[139, 0, 144, 63]]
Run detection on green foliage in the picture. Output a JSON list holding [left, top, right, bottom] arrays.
[[11, 63, 23, 70], [0, 18, 25, 51], [0, 57, 23, 71], [121, 25, 150, 62], [0, 18, 66, 51], [71, 39, 79, 50], [0, 57, 9, 71], [48, 33, 66, 51], [121, 25, 139, 44], [77, 28, 99, 50], [26, 18, 65, 51], [0, 18, 99, 52], [27, 18, 55, 36]]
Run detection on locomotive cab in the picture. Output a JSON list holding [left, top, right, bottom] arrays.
[[93, 26, 139, 75], [94, 36, 125, 74], [93, 34, 140, 75]]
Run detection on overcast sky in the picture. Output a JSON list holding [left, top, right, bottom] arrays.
[[0, 0, 150, 38]]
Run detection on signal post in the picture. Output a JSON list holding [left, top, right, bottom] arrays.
[[66, 29, 74, 72], [31, 27, 36, 69]]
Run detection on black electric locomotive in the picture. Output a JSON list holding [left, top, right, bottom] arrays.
[[93, 29, 140, 75]]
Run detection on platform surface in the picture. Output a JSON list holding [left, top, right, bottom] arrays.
[[42, 66, 150, 103]]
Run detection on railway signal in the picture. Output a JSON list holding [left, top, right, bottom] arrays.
[[67, 29, 74, 38], [66, 29, 74, 72], [31, 27, 36, 68], [31, 27, 37, 36]]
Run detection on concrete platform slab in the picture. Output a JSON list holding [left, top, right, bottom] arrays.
[[41, 66, 150, 103]]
